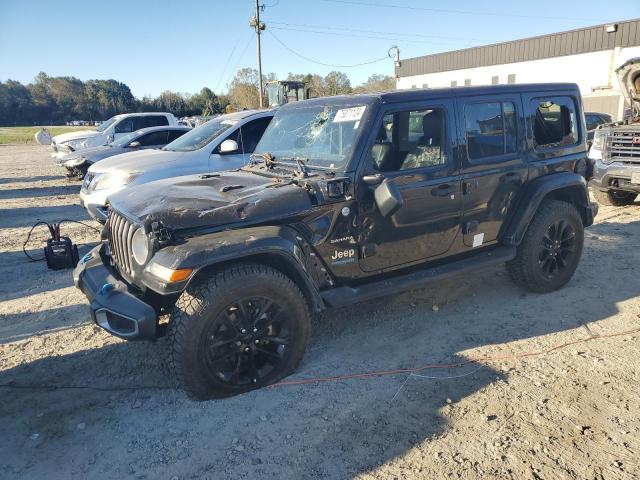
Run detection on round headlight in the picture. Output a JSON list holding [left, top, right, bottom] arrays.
[[131, 228, 150, 265]]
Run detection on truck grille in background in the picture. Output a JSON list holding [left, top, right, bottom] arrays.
[[107, 211, 137, 278], [605, 131, 640, 163]]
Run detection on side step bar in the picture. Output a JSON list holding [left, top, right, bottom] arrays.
[[321, 247, 516, 308]]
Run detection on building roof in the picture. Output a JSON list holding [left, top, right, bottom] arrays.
[[396, 18, 640, 78]]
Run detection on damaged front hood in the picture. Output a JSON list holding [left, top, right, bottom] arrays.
[[108, 170, 314, 232], [616, 57, 640, 114]]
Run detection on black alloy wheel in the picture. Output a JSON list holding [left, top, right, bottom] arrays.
[[538, 219, 576, 279], [202, 296, 291, 386]]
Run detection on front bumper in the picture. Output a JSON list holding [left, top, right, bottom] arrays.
[[73, 244, 157, 340], [591, 160, 640, 194], [79, 189, 110, 223]]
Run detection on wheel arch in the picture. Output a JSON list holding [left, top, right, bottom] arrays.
[[502, 172, 596, 246], [151, 225, 328, 312]]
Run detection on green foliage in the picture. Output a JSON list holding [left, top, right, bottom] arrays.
[[0, 126, 93, 144], [0, 69, 395, 125]]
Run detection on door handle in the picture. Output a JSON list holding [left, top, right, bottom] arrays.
[[431, 184, 457, 197]]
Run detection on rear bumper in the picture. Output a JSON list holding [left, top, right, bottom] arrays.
[[73, 244, 157, 340]]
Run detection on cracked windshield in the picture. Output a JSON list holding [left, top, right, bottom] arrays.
[[255, 104, 368, 169]]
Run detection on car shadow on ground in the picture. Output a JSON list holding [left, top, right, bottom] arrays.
[[0, 220, 639, 478], [0, 175, 65, 184], [0, 184, 80, 200], [0, 204, 89, 228]]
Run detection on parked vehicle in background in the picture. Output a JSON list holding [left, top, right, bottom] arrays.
[[51, 112, 178, 160], [266, 80, 310, 107], [585, 111, 613, 147], [79, 109, 274, 222], [60, 126, 191, 178], [74, 83, 597, 399], [589, 58, 640, 206]]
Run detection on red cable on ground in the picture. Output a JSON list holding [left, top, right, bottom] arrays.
[[268, 320, 640, 389]]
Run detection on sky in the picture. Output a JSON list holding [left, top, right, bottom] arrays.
[[1, 0, 638, 98]]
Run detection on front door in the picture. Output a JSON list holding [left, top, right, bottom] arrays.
[[457, 94, 527, 248], [358, 101, 462, 272]]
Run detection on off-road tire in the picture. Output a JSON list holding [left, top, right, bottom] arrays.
[[166, 263, 310, 400], [507, 200, 584, 293], [592, 189, 637, 206]]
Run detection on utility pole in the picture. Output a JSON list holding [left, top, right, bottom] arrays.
[[250, 1, 266, 107]]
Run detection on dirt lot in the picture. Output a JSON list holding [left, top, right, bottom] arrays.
[[1, 144, 639, 479]]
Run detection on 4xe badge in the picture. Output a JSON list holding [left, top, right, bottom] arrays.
[[331, 248, 356, 265]]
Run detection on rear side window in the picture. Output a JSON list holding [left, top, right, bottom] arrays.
[[167, 129, 188, 142], [465, 101, 517, 160], [531, 97, 578, 149], [136, 131, 168, 146], [132, 116, 169, 130]]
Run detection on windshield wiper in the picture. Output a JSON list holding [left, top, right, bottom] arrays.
[[250, 152, 277, 169], [276, 156, 310, 177]]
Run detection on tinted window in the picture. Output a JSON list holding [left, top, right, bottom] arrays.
[[532, 97, 578, 149], [465, 102, 517, 160], [237, 117, 272, 153], [586, 113, 605, 131], [372, 108, 446, 172], [114, 118, 133, 134], [132, 116, 169, 130], [167, 129, 188, 142], [136, 131, 168, 146]]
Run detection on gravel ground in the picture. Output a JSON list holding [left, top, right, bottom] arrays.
[[1, 144, 639, 479]]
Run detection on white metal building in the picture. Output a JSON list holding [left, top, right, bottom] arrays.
[[396, 19, 640, 120]]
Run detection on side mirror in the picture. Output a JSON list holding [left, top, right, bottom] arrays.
[[128, 141, 141, 148], [107, 133, 115, 143], [218, 139, 239, 154], [374, 179, 404, 217]]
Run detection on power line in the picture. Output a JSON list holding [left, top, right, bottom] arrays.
[[267, 30, 390, 68], [214, 36, 242, 93], [320, 0, 598, 21], [268, 20, 498, 43], [269, 25, 474, 47], [223, 33, 254, 90]]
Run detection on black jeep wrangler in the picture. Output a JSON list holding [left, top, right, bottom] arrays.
[[74, 84, 598, 399], [590, 57, 640, 206]]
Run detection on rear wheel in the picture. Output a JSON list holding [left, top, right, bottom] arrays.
[[592, 189, 637, 206], [166, 263, 310, 400], [507, 200, 584, 293]]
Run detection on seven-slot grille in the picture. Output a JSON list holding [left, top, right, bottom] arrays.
[[604, 130, 640, 163], [107, 210, 137, 278]]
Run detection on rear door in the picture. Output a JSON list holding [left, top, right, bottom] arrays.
[[457, 94, 526, 248]]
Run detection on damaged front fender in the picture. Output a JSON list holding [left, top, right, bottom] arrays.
[[142, 225, 329, 312]]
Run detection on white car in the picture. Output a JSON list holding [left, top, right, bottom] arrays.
[[79, 109, 274, 222], [51, 112, 178, 160]]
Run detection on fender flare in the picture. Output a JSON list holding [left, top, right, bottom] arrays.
[[501, 172, 595, 246], [147, 225, 327, 312]]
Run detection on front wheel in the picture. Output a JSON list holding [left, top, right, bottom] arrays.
[[166, 263, 310, 400], [507, 200, 584, 293]]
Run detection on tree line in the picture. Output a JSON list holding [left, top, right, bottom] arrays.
[[0, 70, 395, 126]]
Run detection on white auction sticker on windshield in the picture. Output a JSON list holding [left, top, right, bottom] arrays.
[[333, 106, 366, 123]]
